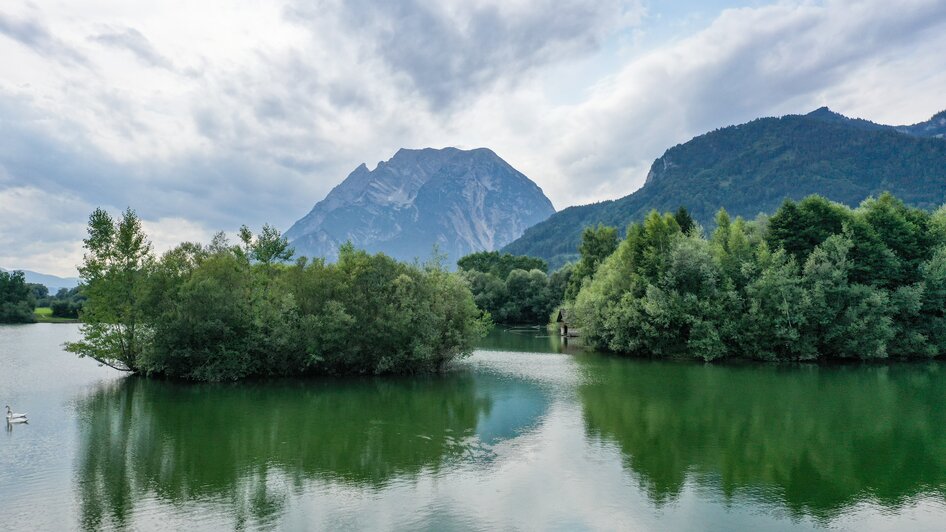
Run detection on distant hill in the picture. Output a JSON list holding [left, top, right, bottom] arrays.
[[503, 108, 946, 268], [285, 147, 555, 263], [0, 267, 80, 291]]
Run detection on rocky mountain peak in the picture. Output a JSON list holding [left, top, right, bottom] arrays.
[[285, 147, 555, 263]]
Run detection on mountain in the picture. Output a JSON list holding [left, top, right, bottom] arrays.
[[285, 147, 555, 263], [896, 110, 946, 138], [0, 267, 80, 291], [806, 106, 946, 139], [503, 108, 946, 268]]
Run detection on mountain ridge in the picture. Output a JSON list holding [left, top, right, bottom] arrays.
[[503, 108, 946, 268], [0, 267, 80, 291]]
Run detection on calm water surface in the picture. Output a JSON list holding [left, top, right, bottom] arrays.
[[3, 324, 946, 531]]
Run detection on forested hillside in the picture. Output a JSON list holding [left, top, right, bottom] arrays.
[[504, 108, 946, 268]]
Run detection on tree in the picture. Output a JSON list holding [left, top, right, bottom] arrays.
[[767, 196, 849, 264], [66, 208, 153, 371], [674, 206, 696, 235], [0, 270, 36, 323], [858, 193, 933, 285], [66, 219, 489, 381], [457, 251, 547, 278], [738, 249, 815, 360], [502, 269, 555, 324], [29, 283, 49, 303], [565, 224, 619, 300], [250, 224, 295, 265]]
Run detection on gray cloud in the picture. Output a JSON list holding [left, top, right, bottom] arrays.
[[0, 11, 87, 65], [0, 94, 318, 235], [285, 0, 641, 109], [90, 27, 173, 70]]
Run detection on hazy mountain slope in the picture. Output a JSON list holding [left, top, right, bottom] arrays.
[[896, 110, 946, 138], [0, 267, 80, 291], [503, 108, 946, 268], [286, 148, 555, 263]]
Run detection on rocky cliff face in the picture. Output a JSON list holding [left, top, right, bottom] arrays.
[[285, 147, 555, 263]]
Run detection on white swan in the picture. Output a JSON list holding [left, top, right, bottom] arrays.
[[5, 405, 27, 419], [6, 415, 28, 425]]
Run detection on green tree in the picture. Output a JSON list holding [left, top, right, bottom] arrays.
[[249, 224, 295, 265], [738, 249, 815, 360], [502, 269, 555, 324], [0, 270, 36, 323], [767, 195, 849, 264], [66, 208, 153, 371], [456, 251, 547, 278], [674, 206, 696, 235], [858, 193, 933, 285], [565, 224, 620, 300]]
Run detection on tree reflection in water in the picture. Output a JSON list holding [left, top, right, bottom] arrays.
[[75, 374, 495, 530], [578, 357, 946, 522]]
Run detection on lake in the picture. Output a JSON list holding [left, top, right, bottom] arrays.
[[3, 324, 946, 531]]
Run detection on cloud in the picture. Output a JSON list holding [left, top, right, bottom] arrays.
[[286, 0, 644, 110], [90, 27, 173, 70], [0, 0, 945, 275], [0, 186, 89, 276], [507, 0, 946, 204], [0, 10, 87, 65]]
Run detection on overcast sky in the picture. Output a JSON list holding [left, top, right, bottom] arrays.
[[2, 0, 945, 276]]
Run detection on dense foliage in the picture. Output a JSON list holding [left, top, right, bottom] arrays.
[[573, 193, 946, 361], [49, 288, 85, 318], [67, 209, 488, 380], [504, 112, 946, 268], [457, 251, 564, 324], [460, 267, 567, 325], [564, 225, 619, 301], [457, 251, 547, 278], [0, 270, 36, 323], [31, 285, 86, 318]]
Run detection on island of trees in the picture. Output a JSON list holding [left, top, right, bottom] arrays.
[[65, 208, 488, 381], [570, 192, 946, 361]]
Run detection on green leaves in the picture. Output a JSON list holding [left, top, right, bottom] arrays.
[[572, 193, 946, 361], [0, 270, 36, 323], [67, 208, 153, 372], [69, 215, 485, 381]]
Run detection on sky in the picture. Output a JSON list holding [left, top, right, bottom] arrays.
[[1, 0, 945, 276]]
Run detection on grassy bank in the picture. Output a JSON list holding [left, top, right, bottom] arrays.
[[34, 307, 79, 323]]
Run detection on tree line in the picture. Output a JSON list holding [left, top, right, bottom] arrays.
[[571, 192, 946, 361], [0, 271, 84, 323], [66, 208, 488, 381], [456, 207, 695, 326]]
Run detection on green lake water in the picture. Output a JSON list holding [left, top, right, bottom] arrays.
[[2, 324, 946, 531]]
